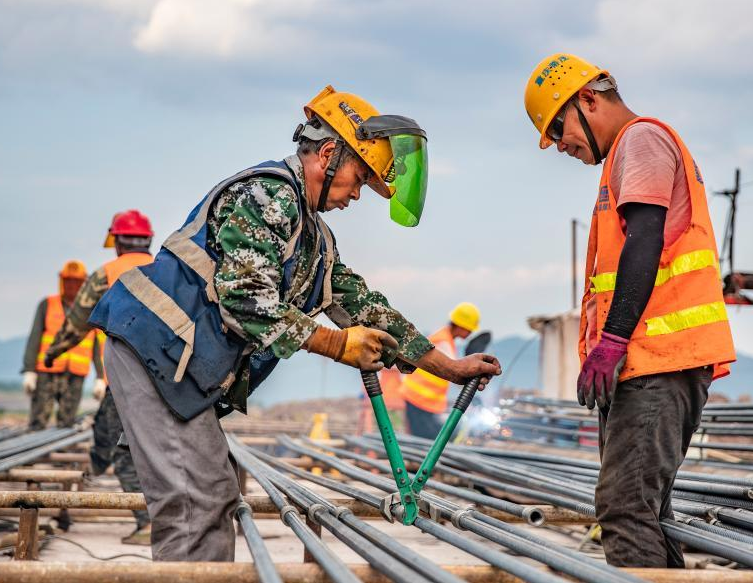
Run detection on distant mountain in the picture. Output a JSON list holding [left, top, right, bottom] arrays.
[[0, 337, 25, 387], [1, 333, 750, 403]]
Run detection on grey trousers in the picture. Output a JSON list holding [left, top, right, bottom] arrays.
[[90, 389, 150, 529], [105, 338, 240, 561], [595, 366, 711, 568]]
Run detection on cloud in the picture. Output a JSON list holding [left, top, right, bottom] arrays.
[[561, 0, 753, 78], [365, 263, 570, 296], [133, 0, 316, 58]]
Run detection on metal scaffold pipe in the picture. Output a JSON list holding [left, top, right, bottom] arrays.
[[246, 449, 466, 583], [235, 499, 283, 583], [276, 436, 647, 583], [228, 437, 361, 583]]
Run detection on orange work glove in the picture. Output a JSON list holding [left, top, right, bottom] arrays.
[[305, 325, 398, 371]]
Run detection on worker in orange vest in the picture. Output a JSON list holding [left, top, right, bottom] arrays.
[[525, 53, 736, 568], [21, 260, 104, 431], [358, 365, 405, 434], [401, 303, 480, 439], [45, 210, 154, 545]]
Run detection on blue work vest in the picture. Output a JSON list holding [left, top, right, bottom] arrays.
[[89, 160, 334, 421]]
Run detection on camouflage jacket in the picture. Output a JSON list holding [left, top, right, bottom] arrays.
[[46, 268, 109, 365], [207, 154, 432, 369]]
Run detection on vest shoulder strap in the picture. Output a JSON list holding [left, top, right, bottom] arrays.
[[164, 163, 303, 304]]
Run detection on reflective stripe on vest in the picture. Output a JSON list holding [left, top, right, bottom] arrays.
[[590, 249, 720, 293], [88, 159, 334, 421], [99, 252, 155, 385], [36, 295, 95, 376], [645, 301, 728, 337], [578, 117, 736, 381], [400, 326, 455, 414]]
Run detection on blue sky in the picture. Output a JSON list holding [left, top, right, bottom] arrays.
[[2, 0, 753, 357]]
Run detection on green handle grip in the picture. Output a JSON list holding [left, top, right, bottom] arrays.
[[361, 371, 417, 524], [411, 376, 481, 496]]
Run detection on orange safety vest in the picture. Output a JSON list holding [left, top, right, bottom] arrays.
[[36, 295, 95, 377], [401, 326, 456, 414], [379, 367, 405, 411], [578, 117, 736, 381], [99, 252, 154, 383]]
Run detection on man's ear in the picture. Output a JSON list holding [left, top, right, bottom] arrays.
[[317, 140, 336, 170], [579, 88, 598, 113]]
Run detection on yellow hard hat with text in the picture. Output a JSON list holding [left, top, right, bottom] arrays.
[[305, 85, 394, 199], [524, 53, 607, 149], [450, 302, 480, 332]]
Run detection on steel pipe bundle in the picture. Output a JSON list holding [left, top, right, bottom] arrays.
[[357, 432, 753, 569], [0, 429, 93, 473], [274, 434, 647, 583]]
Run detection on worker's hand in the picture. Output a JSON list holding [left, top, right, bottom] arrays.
[[93, 379, 107, 401], [22, 372, 38, 396], [338, 326, 399, 372], [576, 332, 628, 410], [43, 351, 55, 369], [451, 354, 502, 390]]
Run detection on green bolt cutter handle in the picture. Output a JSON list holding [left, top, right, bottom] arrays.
[[361, 371, 418, 524], [362, 371, 482, 524], [411, 376, 480, 497]]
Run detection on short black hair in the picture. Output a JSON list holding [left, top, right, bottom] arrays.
[[296, 136, 361, 169], [116, 235, 152, 253]]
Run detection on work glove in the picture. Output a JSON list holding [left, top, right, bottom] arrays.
[[305, 325, 398, 372], [43, 351, 55, 369], [340, 326, 399, 371], [22, 372, 38, 396], [93, 379, 107, 401], [576, 332, 629, 410]]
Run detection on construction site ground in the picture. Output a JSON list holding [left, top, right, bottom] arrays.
[[1, 464, 585, 566]]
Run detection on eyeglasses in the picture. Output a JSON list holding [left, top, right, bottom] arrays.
[[546, 101, 572, 142], [546, 103, 569, 142]]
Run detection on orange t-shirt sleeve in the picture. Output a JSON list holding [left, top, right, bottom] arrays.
[[610, 122, 679, 211]]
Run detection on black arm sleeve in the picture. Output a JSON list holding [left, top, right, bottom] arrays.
[[602, 203, 667, 340]]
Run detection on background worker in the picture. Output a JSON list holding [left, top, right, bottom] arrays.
[[358, 365, 405, 434], [21, 260, 104, 431], [89, 86, 501, 562], [45, 210, 154, 545], [524, 53, 736, 568], [400, 302, 480, 439]]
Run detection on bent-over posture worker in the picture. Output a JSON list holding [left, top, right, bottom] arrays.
[[46, 210, 154, 544], [22, 260, 104, 430], [89, 86, 501, 561], [524, 53, 736, 568], [401, 302, 480, 438]]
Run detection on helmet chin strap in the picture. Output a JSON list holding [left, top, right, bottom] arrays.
[[317, 139, 344, 212], [573, 100, 603, 164]]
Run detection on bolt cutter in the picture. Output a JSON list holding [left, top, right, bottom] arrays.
[[362, 331, 491, 525]]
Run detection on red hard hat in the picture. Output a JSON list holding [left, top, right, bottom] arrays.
[[104, 210, 154, 248]]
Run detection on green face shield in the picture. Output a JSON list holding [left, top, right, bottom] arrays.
[[388, 134, 428, 227], [356, 115, 428, 227]]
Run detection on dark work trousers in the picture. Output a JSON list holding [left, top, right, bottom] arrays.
[[28, 372, 84, 430], [595, 366, 712, 568], [405, 401, 444, 439], [90, 389, 150, 529], [105, 338, 239, 562]]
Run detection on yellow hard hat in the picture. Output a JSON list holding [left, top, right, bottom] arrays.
[[304, 85, 394, 199], [524, 53, 608, 149], [59, 260, 87, 280], [449, 302, 480, 332]]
